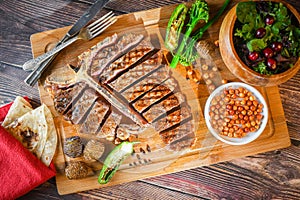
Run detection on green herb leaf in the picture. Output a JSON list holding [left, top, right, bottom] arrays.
[[254, 14, 264, 29], [247, 39, 267, 52], [236, 1, 257, 23], [253, 62, 272, 75]]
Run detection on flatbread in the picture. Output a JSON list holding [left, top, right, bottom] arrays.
[[40, 105, 57, 166], [5, 105, 48, 161], [2, 96, 33, 127]]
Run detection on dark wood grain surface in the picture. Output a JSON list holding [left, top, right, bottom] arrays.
[[0, 0, 299, 199]]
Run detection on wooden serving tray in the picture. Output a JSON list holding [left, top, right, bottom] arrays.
[[30, 2, 290, 195]]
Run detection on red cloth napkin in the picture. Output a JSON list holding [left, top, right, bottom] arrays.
[[0, 100, 56, 200]]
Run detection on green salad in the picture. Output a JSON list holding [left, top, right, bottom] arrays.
[[234, 1, 300, 75]]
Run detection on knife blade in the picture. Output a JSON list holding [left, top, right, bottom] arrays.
[[61, 0, 111, 43], [24, 0, 110, 85]]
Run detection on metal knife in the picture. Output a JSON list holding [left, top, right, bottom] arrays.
[[24, 0, 110, 86]]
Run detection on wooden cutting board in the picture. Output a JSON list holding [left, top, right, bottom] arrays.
[[30, 1, 290, 195]]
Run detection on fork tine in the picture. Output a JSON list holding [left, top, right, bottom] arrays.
[[90, 17, 117, 38], [88, 11, 114, 29], [89, 13, 115, 33]]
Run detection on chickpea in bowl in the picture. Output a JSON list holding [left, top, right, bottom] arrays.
[[219, 0, 300, 87], [204, 82, 268, 145]]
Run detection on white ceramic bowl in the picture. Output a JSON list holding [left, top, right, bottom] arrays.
[[204, 82, 268, 145]]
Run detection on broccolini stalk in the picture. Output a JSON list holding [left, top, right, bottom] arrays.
[[180, 0, 231, 66], [169, 0, 209, 68], [165, 4, 188, 52]]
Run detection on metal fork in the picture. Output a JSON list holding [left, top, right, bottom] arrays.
[[23, 11, 117, 72]]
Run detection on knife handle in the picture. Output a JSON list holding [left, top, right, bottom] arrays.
[[23, 35, 71, 86], [23, 36, 78, 71], [24, 54, 57, 86]]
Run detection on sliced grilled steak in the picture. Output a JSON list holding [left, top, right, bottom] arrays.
[[159, 119, 194, 144], [65, 88, 98, 124], [90, 33, 144, 77], [121, 65, 170, 102], [79, 100, 110, 134], [132, 78, 178, 113], [51, 82, 87, 114], [100, 37, 156, 83], [116, 123, 143, 141], [109, 52, 163, 92], [97, 112, 122, 141], [79, 34, 118, 71], [167, 132, 195, 151], [153, 106, 192, 133], [143, 92, 186, 123]]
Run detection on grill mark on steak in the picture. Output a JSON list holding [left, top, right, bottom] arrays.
[[97, 112, 122, 141], [167, 133, 196, 151], [78, 100, 110, 135], [159, 119, 194, 144], [50, 82, 87, 114], [100, 37, 157, 83], [90, 33, 144, 77], [65, 88, 98, 124], [143, 92, 186, 123], [121, 65, 170, 102], [153, 106, 192, 133], [132, 78, 178, 113], [80, 34, 119, 75], [108, 51, 163, 92]]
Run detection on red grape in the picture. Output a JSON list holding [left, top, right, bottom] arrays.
[[255, 28, 266, 38], [265, 15, 275, 25], [248, 52, 259, 61], [267, 58, 277, 70], [263, 47, 274, 58], [271, 42, 283, 52]]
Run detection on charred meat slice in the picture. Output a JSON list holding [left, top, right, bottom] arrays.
[[65, 88, 98, 124], [100, 37, 156, 83], [159, 119, 194, 144], [78, 100, 110, 134], [121, 65, 170, 102], [65, 161, 90, 179], [97, 112, 122, 141], [167, 133, 195, 151], [51, 82, 87, 114], [143, 92, 186, 123], [132, 78, 178, 113], [90, 33, 144, 77], [83, 139, 105, 161], [63, 136, 84, 158], [116, 123, 143, 141], [153, 106, 192, 133], [109, 52, 163, 92], [79, 34, 118, 71]]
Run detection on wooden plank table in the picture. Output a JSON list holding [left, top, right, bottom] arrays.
[[0, 0, 299, 199]]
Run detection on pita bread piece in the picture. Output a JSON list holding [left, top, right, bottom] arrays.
[[5, 105, 48, 160], [40, 104, 57, 166], [2, 96, 33, 127]]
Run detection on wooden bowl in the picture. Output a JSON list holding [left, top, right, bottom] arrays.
[[219, 0, 300, 87]]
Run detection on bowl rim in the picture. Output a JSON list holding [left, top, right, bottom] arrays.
[[229, 0, 300, 79], [204, 82, 269, 145]]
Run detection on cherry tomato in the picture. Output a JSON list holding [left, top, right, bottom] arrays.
[[248, 52, 259, 61], [267, 58, 277, 70], [265, 15, 275, 25], [263, 47, 274, 58], [271, 42, 283, 52], [255, 28, 266, 38]]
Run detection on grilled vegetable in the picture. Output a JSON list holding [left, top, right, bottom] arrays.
[[169, 0, 209, 68], [165, 4, 188, 52], [180, 0, 230, 66], [98, 141, 138, 184]]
